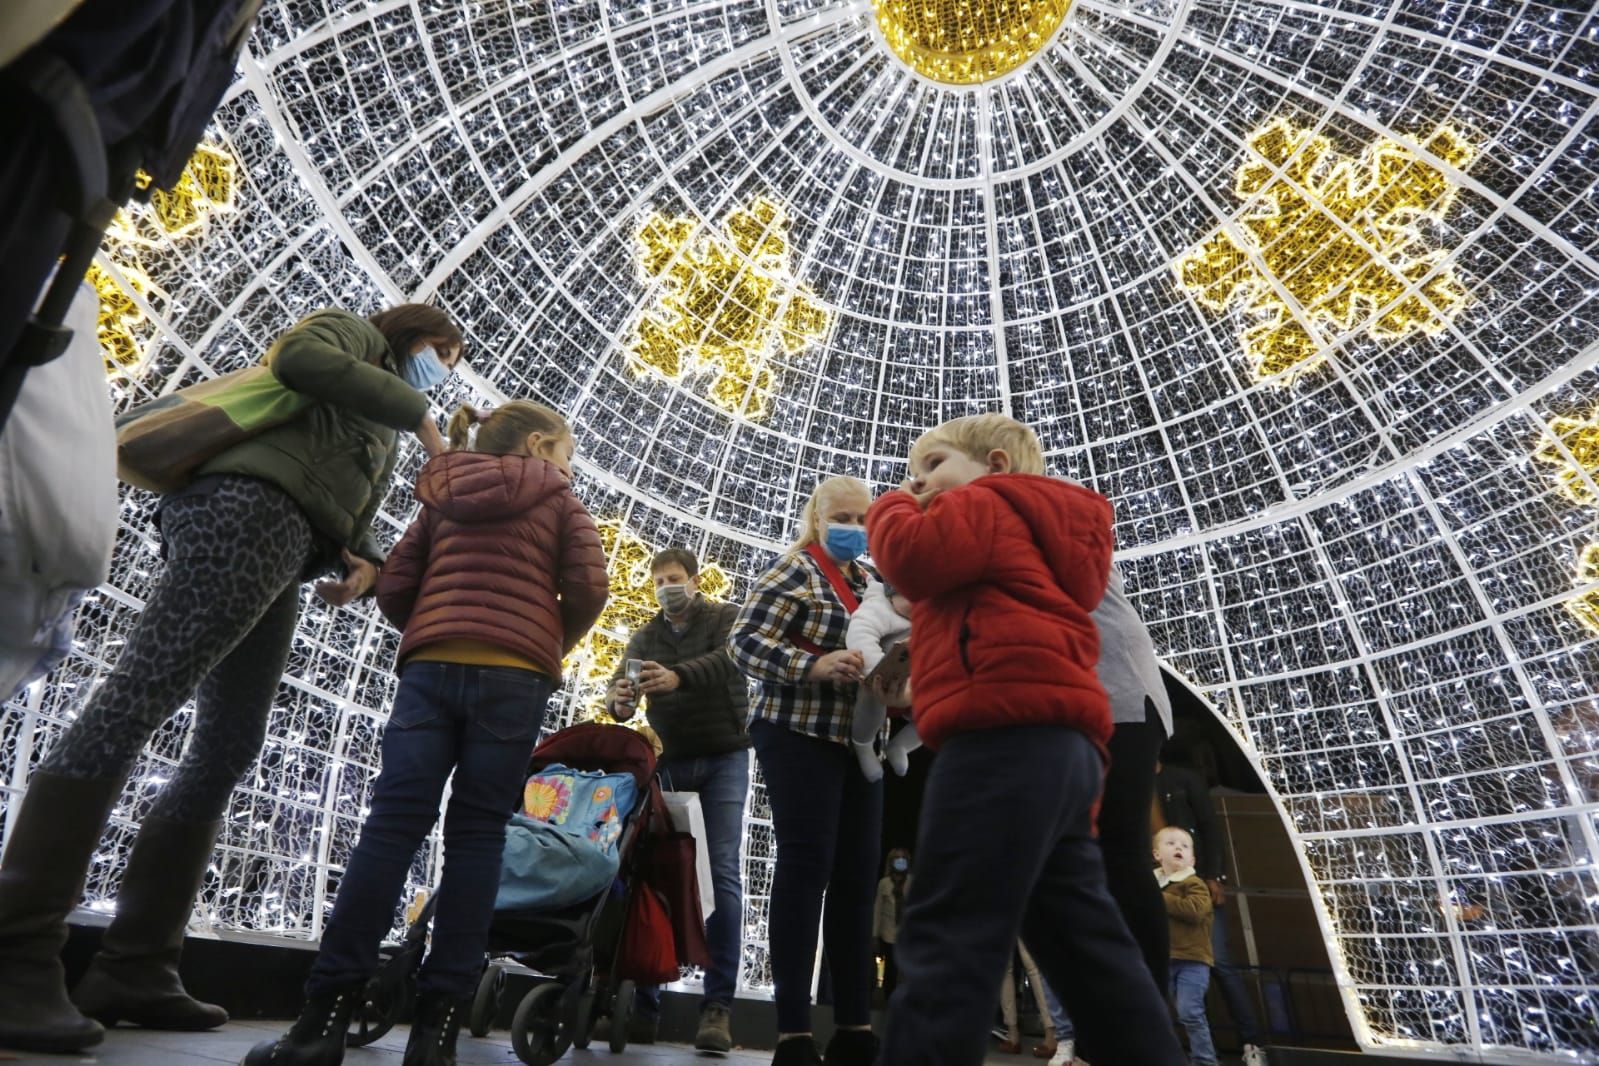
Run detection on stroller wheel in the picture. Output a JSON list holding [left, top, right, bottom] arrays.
[[511, 982, 571, 1066], [609, 979, 636, 1054], [570, 977, 596, 1050], [346, 943, 418, 1047], [469, 961, 507, 1038]]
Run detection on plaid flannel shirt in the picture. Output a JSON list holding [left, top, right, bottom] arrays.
[[728, 548, 872, 744]]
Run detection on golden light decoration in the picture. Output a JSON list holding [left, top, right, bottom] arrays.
[[109, 143, 238, 246], [1568, 542, 1599, 635], [628, 196, 831, 421], [1534, 408, 1599, 505], [872, 0, 1071, 84], [87, 261, 154, 374], [94, 142, 238, 377], [563, 518, 731, 721], [1535, 408, 1599, 634], [1175, 121, 1476, 385]]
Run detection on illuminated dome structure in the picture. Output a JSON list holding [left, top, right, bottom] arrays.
[[3, 0, 1598, 1061]]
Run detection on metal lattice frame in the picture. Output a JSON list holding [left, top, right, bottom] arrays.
[[3, 0, 1599, 1058]]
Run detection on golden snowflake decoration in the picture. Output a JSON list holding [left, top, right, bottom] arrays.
[[1176, 121, 1475, 385], [1534, 409, 1599, 506], [110, 142, 238, 246], [563, 518, 731, 720], [628, 196, 831, 421], [1569, 542, 1599, 635], [1534, 407, 1599, 634], [96, 142, 238, 378], [86, 261, 153, 374]]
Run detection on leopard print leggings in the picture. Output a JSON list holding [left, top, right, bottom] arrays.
[[43, 477, 317, 822]]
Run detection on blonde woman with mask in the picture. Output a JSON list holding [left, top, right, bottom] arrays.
[[729, 476, 888, 1066]]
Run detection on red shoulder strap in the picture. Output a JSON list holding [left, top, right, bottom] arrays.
[[805, 542, 860, 614]]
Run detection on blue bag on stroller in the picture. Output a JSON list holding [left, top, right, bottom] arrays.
[[494, 764, 640, 913]]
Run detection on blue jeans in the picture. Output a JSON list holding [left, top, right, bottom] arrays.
[[1039, 975, 1076, 1042], [308, 662, 552, 997], [750, 718, 882, 1033], [1211, 907, 1262, 1044], [635, 748, 750, 1013], [1170, 960, 1219, 1066]]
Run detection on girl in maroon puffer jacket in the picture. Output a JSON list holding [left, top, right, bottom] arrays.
[[246, 401, 608, 1066]]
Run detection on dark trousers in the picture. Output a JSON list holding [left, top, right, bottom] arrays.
[[1211, 912, 1263, 1044], [880, 942, 898, 997], [750, 718, 883, 1033], [1101, 714, 1171, 989], [308, 662, 552, 997], [879, 726, 1184, 1066], [637, 747, 750, 1015]]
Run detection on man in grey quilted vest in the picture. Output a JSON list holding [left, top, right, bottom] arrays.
[[607, 548, 751, 1054]]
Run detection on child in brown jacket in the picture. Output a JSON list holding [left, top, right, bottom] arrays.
[[246, 400, 608, 1066], [1157, 826, 1218, 1066]]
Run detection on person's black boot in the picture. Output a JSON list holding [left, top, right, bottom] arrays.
[[239, 985, 360, 1066], [772, 1035, 824, 1066], [823, 1027, 880, 1066], [402, 990, 468, 1066], [0, 771, 122, 1053], [72, 815, 229, 1030]]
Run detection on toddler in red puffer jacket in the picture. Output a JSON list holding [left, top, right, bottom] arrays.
[[867, 413, 1183, 1066], [245, 401, 607, 1066]]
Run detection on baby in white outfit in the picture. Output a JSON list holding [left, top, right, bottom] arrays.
[[847, 580, 921, 782]]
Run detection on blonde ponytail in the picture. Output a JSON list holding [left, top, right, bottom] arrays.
[[458, 400, 570, 457], [446, 405, 479, 450]]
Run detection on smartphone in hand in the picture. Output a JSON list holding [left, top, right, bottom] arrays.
[[865, 640, 910, 689]]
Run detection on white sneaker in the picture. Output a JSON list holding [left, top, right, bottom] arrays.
[[1047, 1039, 1075, 1066], [1242, 1044, 1268, 1066]]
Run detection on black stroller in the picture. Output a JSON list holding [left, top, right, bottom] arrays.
[[344, 722, 663, 1065]]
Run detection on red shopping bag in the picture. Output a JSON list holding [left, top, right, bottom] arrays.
[[617, 883, 679, 984], [645, 831, 711, 970]]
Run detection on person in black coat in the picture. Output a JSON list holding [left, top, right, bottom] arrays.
[[607, 548, 751, 1053]]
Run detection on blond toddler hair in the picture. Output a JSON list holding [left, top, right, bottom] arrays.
[[908, 412, 1045, 476]]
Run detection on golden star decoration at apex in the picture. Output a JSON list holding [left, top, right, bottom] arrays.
[[627, 196, 831, 422], [872, 0, 1073, 85], [563, 518, 731, 723], [1533, 407, 1599, 635], [1176, 121, 1476, 386], [92, 142, 238, 376]]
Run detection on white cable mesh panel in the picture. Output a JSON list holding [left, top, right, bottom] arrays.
[[3, 0, 1598, 1059]]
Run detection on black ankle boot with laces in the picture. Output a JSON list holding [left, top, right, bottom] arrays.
[[239, 985, 360, 1066], [402, 990, 469, 1066]]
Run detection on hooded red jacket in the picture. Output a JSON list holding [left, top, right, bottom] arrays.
[[376, 451, 609, 676], [866, 474, 1114, 750]]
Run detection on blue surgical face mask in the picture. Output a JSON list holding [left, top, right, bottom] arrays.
[[891, 857, 909, 873], [401, 345, 450, 390], [824, 523, 867, 562]]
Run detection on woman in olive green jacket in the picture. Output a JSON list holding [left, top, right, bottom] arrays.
[[0, 304, 462, 1055]]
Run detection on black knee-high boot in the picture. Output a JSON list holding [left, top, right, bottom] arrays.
[[0, 770, 124, 1053], [72, 814, 230, 1030]]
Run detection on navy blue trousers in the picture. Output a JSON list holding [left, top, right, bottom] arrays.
[[879, 725, 1185, 1066]]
